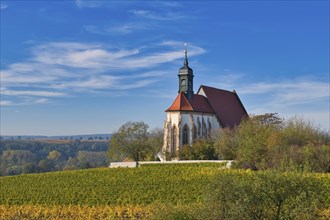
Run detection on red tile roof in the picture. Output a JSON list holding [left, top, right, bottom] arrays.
[[166, 85, 248, 128], [166, 92, 214, 114], [198, 85, 247, 128]]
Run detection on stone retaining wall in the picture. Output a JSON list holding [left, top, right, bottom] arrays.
[[109, 160, 234, 168]]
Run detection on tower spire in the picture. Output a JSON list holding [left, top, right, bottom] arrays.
[[178, 42, 194, 99], [184, 43, 188, 66]]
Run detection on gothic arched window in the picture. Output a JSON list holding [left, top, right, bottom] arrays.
[[202, 120, 207, 139], [166, 124, 170, 150], [197, 118, 201, 139], [208, 120, 212, 138], [193, 125, 197, 141], [171, 125, 177, 156], [182, 124, 189, 145]]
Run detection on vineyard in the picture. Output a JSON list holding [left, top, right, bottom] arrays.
[[0, 163, 222, 206], [0, 163, 329, 219]]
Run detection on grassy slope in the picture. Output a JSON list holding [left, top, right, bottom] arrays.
[[0, 163, 223, 206]]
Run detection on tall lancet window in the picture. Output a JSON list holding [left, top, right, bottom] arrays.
[[208, 121, 212, 138], [202, 121, 207, 139], [166, 124, 170, 150], [197, 117, 201, 139], [193, 125, 197, 141], [171, 125, 177, 156], [182, 124, 189, 145]]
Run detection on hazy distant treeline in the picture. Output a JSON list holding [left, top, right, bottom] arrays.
[[0, 140, 109, 176]]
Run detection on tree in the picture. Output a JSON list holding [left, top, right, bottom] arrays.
[[213, 113, 329, 172], [179, 140, 217, 160], [76, 151, 108, 169], [213, 128, 238, 160], [235, 113, 283, 170], [202, 170, 328, 220], [147, 128, 164, 161], [38, 159, 54, 172], [47, 150, 62, 161], [282, 116, 324, 147], [108, 121, 151, 165], [63, 157, 79, 170]]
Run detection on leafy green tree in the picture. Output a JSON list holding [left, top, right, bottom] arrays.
[[38, 159, 54, 172], [108, 121, 151, 165], [179, 140, 217, 160], [1, 150, 34, 165], [47, 150, 62, 161], [253, 113, 284, 127], [202, 170, 328, 220], [303, 144, 330, 172], [235, 113, 282, 170], [276, 116, 329, 172], [282, 116, 325, 147], [188, 113, 329, 172], [213, 128, 238, 159], [147, 128, 164, 161], [76, 151, 108, 169], [63, 157, 79, 170]]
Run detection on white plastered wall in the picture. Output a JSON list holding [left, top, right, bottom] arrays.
[[162, 111, 221, 159]]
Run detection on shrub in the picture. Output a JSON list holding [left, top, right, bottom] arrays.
[[216, 113, 330, 172], [213, 128, 238, 160], [202, 170, 329, 220], [178, 140, 217, 160]]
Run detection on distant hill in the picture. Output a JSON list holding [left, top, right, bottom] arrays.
[[0, 134, 112, 141], [0, 139, 110, 176]]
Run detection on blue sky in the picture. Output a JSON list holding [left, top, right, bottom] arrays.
[[1, 0, 329, 135]]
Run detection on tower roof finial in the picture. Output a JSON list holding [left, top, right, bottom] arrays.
[[184, 42, 188, 66]]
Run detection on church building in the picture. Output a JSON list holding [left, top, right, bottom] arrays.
[[162, 49, 248, 159]]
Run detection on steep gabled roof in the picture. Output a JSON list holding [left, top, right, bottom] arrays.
[[166, 92, 214, 114], [198, 85, 248, 128]]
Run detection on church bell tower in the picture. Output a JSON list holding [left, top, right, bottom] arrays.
[[178, 47, 194, 100]]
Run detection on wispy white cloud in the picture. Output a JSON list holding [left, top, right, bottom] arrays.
[[239, 80, 329, 106], [131, 70, 170, 78], [33, 44, 137, 68], [118, 79, 159, 90], [0, 3, 8, 10], [50, 75, 118, 90], [0, 97, 51, 106], [210, 72, 328, 108], [208, 72, 329, 131], [1, 69, 58, 84], [1, 89, 66, 97], [0, 100, 14, 106], [1, 41, 206, 105], [130, 9, 184, 21], [84, 22, 155, 35], [158, 41, 206, 55], [84, 6, 185, 35], [33, 98, 49, 104], [75, 0, 105, 9], [75, 1, 181, 9], [31, 41, 205, 70]]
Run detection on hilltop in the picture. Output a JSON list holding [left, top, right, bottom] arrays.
[[0, 163, 329, 219]]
